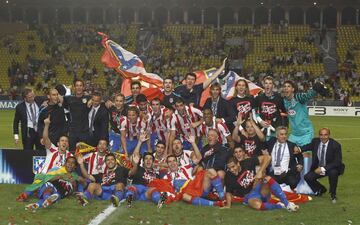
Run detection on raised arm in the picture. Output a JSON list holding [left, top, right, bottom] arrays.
[[76, 155, 95, 182], [203, 58, 227, 89], [43, 116, 52, 150], [232, 114, 244, 143], [188, 134, 202, 163]]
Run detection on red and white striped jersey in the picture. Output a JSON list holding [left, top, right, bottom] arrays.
[[169, 106, 203, 141], [199, 117, 231, 145], [151, 106, 171, 142], [176, 150, 194, 175], [120, 116, 150, 140], [41, 144, 73, 174], [83, 151, 107, 175], [164, 167, 194, 181]]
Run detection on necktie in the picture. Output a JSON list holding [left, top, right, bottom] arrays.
[[30, 103, 37, 131], [89, 108, 96, 132], [319, 144, 326, 167], [275, 143, 282, 167]]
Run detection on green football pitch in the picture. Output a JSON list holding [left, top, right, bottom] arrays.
[[0, 109, 359, 225]]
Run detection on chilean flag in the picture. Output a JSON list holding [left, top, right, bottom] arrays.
[[99, 32, 163, 88]]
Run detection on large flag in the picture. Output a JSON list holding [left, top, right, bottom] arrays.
[[99, 32, 163, 88], [184, 69, 263, 107], [220, 71, 263, 100], [121, 78, 164, 102]]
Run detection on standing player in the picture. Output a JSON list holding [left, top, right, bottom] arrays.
[[150, 98, 172, 149], [254, 76, 287, 138], [169, 97, 203, 152], [107, 93, 128, 152], [282, 81, 327, 147], [161, 77, 180, 110], [120, 106, 151, 157], [230, 79, 255, 125]]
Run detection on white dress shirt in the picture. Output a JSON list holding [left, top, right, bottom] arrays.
[[271, 141, 290, 173]]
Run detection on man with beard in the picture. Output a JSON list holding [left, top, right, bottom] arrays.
[[125, 81, 141, 105]]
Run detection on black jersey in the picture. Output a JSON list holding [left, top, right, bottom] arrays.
[[254, 92, 286, 128]]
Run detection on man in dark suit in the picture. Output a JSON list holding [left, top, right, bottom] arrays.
[[38, 88, 67, 144], [203, 83, 235, 131], [87, 92, 109, 146], [304, 128, 344, 203], [267, 126, 304, 189], [13, 88, 45, 150]]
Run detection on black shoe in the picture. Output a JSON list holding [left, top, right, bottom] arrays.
[[157, 192, 167, 209], [126, 194, 133, 208], [314, 187, 327, 196]]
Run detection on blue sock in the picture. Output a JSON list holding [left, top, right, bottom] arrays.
[[269, 178, 289, 207], [191, 197, 214, 206], [211, 177, 224, 199], [261, 202, 283, 210], [115, 190, 124, 200], [84, 190, 93, 200], [151, 191, 161, 204]]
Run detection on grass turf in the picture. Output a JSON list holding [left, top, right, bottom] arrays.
[[0, 109, 359, 225]]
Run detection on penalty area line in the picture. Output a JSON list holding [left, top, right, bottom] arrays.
[[87, 205, 119, 225]]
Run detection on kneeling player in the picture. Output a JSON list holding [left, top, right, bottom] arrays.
[[18, 156, 80, 211], [123, 134, 163, 207], [224, 156, 299, 211], [76, 153, 138, 207]]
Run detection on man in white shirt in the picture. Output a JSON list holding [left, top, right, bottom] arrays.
[[267, 126, 303, 189], [13, 88, 44, 150], [304, 128, 344, 203]]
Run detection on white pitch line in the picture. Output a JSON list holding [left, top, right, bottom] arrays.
[[87, 205, 117, 225]]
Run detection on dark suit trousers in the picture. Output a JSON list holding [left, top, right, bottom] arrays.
[[304, 169, 340, 196], [69, 128, 90, 153], [23, 128, 43, 150], [270, 171, 300, 189]]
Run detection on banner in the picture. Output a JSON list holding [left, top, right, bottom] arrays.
[[0, 100, 20, 110], [307, 106, 360, 117], [0, 149, 46, 184]]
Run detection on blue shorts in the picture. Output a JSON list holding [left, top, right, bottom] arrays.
[[126, 184, 149, 201], [38, 182, 59, 199], [96, 185, 116, 200], [244, 183, 270, 205]]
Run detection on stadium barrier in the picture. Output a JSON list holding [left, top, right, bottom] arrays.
[[0, 149, 45, 184], [308, 106, 360, 116], [0, 100, 20, 109]]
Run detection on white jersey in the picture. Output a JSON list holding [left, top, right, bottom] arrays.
[[170, 106, 202, 141], [165, 166, 194, 181], [199, 117, 231, 145], [83, 151, 107, 175], [120, 116, 150, 140], [41, 143, 72, 174]]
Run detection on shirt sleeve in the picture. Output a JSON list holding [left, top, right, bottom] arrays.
[[219, 123, 231, 137], [294, 89, 317, 104], [225, 174, 235, 194], [169, 114, 177, 131], [191, 106, 203, 118]]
